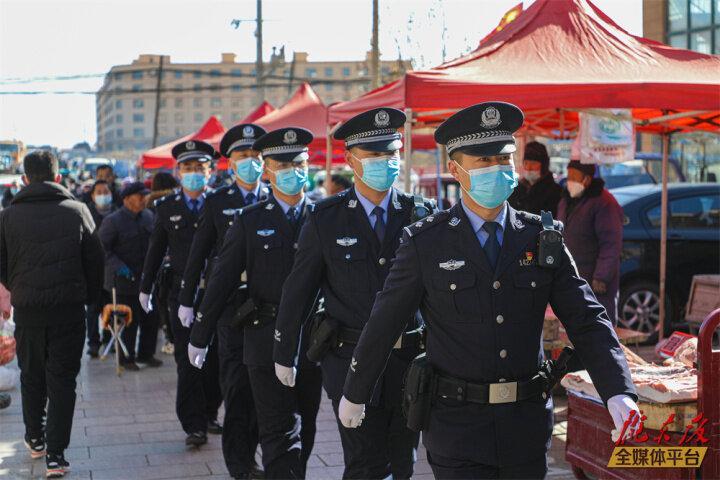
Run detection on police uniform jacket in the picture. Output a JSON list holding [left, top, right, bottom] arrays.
[[193, 195, 316, 368], [273, 187, 435, 404], [98, 206, 154, 295], [178, 183, 269, 307], [140, 189, 207, 294], [342, 201, 637, 466]]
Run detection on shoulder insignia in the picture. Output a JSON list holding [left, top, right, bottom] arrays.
[[515, 210, 562, 230], [233, 200, 267, 219], [313, 191, 347, 211], [348, 199, 357, 208], [403, 210, 451, 237], [265, 203, 275, 210], [153, 192, 175, 208]]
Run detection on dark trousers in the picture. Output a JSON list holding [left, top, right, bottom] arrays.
[[85, 300, 101, 349], [217, 322, 259, 476], [427, 451, 548, 479], [168, 293, 222, 434], [116, 294, 159, 363], [14, 306, 85, 454], [332, 398, 418, 480], [296, 366, 323, 470]]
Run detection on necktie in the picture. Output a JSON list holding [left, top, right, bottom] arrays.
[[372, 206, 386, 243], [245, 192, 256, 205], [190, 199, 199, 214], [482, 221, 501, 270], [286, 207, 297, 226]]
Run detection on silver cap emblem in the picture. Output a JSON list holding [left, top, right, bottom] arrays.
[[480, 107, 501, 129], [283, 130, 297, 144], [242, 126, 254, 138], [186, 141, 195, 150], [374, 109, 390, 127]]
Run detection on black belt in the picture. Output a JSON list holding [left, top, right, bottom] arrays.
[[435, 374, 546, 405], [337, 326, 425, 350], [247, 303, 278, 328]]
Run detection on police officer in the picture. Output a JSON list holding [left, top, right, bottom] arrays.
[[339, 102, 641, 479], [179, 124, 268, 478], [189, 127, 322, 479], [139, 140, 222, 447], [273, 109, 434, 480]]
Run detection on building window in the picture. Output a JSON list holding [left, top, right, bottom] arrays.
[[210, 84, 221, 91], [175, 113, 183, 122], [116, 114, 123, 123], [194, 83, 201, 92], [210, 69, 221, 77], [326, 83, 334, 92], [306, 68, 317, 78], [231, 69, 242, 77], [133, 128, 144, 138], [690, 0, 712, 28], [174, 70, 183, 79], [232, 112, 241, 121], [193, 98, 203, 108], [116, 129, 123, 138], [133, 113, 144, 123], [114, 72, 123, 81], [175, 98, 183, 108], [666, 0, 719, 53], [133, 99, 144, 108], [115, 99, 123, 109], [232, 84, 241, 91], [690, 29, 713, 52], [194, 71, 202, 78], [211, 98, 222, 107], [324, 67, 333, 77], [132, 85, 141, 92], [160, 98, 167, 107], [382, 66, 390, 76], [342, 67, 351, 76], [231, 99, 241, 108], [132, 71, 143, 79], [194, 113, 203, 122]]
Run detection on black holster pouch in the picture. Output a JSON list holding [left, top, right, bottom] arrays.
[[306, 312, 338, 363], [402, 352, 436, 433], [533, 346, 575, 392], [231, 297, 257, 329]]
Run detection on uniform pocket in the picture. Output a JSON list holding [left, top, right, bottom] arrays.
[[510, 270, 553, 322], [253, 237, 284, 272], [331, 245, 370, 292], [430, 271, 482, 322]]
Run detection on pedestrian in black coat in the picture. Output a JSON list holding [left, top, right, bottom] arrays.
[[508, 141, 562, 216]]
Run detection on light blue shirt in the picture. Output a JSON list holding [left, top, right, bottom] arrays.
[[355, 187, 391, 229], [237, 183, 261, 204], [275, 194, 306, 220], [183, 192, 205, 212], [461, 200, 507, 248]]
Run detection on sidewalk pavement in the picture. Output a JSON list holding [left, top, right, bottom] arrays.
[[0, 348, 576, 479]]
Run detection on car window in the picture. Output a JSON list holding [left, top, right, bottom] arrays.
[[646, 194, 720, 229]]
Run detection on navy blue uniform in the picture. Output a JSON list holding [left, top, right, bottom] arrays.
[[274, 187, 434, 479], [343, 201, 637, 473], [197, 195, 322, 479]]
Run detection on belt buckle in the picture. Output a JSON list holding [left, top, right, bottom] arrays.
[[488, 381, 518, 404]]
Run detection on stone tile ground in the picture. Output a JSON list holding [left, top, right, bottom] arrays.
[[0, 349, 576, 479]]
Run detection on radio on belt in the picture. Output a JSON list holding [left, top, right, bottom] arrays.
[[537, 210, 563, 269]]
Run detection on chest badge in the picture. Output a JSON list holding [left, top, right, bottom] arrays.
[[439, 259, 466, 271], [223, 208, 239, 216], [257, 229, 275, 237], [336, 237, 358, 247], [519, 251, 534, 267], [170, 215, 182, 222]]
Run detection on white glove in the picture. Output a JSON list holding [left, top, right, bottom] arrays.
[[178, 305, 194, 328], [607, 394, 641, 442], [274, 363, 297, 387], [338, 396, 366, 428], [188, 343, 208, 369], [139, 292, 151, 313]]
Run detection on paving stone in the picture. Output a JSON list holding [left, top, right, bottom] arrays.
[[91, 462, 211, 480]]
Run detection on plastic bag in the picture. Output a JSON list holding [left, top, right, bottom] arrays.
[[0, 320, 16, 366], [0, 365, 18, 391]]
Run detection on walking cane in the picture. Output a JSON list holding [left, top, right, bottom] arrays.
[[111, 286, 123, 376]]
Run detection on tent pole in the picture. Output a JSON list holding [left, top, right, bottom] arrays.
[[435, 144, 443, 205], [404, 108, 413, 192], [658, 131, 669, 341], [559, 109, 565, 139], [325, 125, 332, 177]]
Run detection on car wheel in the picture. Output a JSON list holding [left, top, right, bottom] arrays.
[[618, 281, 673, 339]]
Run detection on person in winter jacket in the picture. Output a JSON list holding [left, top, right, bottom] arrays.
[[508, 141, 562, 216]]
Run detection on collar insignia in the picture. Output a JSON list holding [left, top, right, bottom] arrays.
[[449, 217, 461, 227], [348, 199, 357, 208]]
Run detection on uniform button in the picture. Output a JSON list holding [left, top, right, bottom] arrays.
[[253, 320, 259, 325], [293, 242, 298, 250], [345, 254, 351, 260], [450, 283, 457, 291], [499, 349, 507, 359], [229, 221, 233, 226], [493, 281, 501, 290], [263, 244, 269, 250], [496, 315, 504, 324], [378, 258, 386, 266], [542, 392, 548, 399], [531, 281, 537, 288], [194, 223, 198, 228]]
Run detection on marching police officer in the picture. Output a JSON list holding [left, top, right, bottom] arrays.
[[190, 127, 323, 479], [139, 140, 222, 447], [339, 102, 641, 479], [179, 124, 268, 478], [273, 108, 434, 480]]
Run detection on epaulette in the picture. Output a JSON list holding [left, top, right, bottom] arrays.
[[204, 185, 229, 200], [153, 190, 179, 208], [231, 199, 267, 222], [403, 209, 451, 237], [313, 190, 348, 211], [516, 210, 563, 231]]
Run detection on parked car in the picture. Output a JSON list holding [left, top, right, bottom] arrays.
[[611, 183, 720, 339]]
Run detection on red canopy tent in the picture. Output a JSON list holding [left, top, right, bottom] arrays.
[[242, 101, 276, 123], [139, 116, 226, 170]]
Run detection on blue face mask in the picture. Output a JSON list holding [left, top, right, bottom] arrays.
[[353, 154, 400, 192], [456, 162, 518, 208], [272, 166, 308, 195], [94, 194, 112, 208], [231, 157, 263, 184], [180, 172, 207, 192]]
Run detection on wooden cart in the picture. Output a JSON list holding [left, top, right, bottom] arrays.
[[565, 308, 720, 479]]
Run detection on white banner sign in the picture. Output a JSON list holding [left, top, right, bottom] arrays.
[[577, 109, 635, 164]]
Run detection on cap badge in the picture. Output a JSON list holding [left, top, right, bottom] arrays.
[[186, 141, 196, 150], [242, 126, 254, 138], [374, 110, 390, 127], [480, 107, 501, 129], [283, 130, 297, 144]]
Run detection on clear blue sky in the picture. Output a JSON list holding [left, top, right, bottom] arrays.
[[0, 0, 643, 149]]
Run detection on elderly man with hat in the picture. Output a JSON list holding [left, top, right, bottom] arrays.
[[180, 124, 268, 477], [508, 141, 562, 216], [190, 127, 323, 479], [339, 102, 640, 479], [98, 181, 159, 370], [139, 140, 222, 447], [273, 109, 435, 479]]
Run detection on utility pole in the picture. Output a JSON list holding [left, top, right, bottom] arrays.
[[151, 55, 164, 148], [370, 0, 380, 89], [256, 0, 264, 104]]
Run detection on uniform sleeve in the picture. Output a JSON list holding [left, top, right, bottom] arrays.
[[0, 212, 8, 288], [79, 204, 105, 305], [178, 201, 217, 307], [98, 215, 128, 275], [140, 206, 169, 294], [273, 212, 325, 367], [343, 230, 425, 404], [191, 213, 248, 348], [591, 196, 623, 284], [549, 244, 637, 404]]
